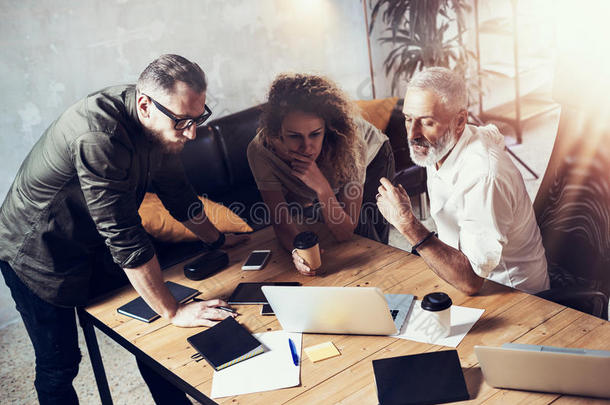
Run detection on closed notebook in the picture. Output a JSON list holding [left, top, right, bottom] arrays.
[[372, 350, 469, 405], [117, 281, 199, 323], [187, 317, 264, 371]]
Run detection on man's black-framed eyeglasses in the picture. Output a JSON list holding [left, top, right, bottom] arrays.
[[144, 94, 212, 130]]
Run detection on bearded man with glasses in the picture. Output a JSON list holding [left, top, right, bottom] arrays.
[[0, 54, 248, 405], [376, 67, 549, 296]]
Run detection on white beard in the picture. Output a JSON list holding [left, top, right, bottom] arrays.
[[408, 127, 458, 167]]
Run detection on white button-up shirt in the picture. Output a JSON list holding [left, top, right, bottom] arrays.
[[427, 124, 549, 294]]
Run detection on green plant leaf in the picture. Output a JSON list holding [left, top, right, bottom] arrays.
[[370, 0, 477, 98]]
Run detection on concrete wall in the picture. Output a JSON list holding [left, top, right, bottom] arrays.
[[0, 0, 394, 326]]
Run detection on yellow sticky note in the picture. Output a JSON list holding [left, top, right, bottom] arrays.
[[304, 341, 341, 363]]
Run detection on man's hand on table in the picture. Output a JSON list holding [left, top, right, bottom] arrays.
[[170, 298, 236, 328]]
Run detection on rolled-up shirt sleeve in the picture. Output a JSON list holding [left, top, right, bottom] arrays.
[[72, 132, 155, 269], [150, 152, 203, 222], [457, 175, 514, 278]]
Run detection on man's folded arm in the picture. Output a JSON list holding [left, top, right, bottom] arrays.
[[72, 132, 178, 317]]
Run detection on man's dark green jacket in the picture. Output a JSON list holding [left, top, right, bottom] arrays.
[[0, 85, 203, 306]]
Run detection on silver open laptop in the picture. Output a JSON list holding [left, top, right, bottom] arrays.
[[475, 343, 610, 398], [261, 286, 414, 335]]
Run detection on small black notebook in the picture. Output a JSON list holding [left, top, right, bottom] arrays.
[[372, 350, 469, 405], [227, 282, 301, 304], [187, 316, 264, 371], [117, 281, 199, 323]]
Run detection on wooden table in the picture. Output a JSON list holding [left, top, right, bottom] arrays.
[[82, 225, 610, 404]]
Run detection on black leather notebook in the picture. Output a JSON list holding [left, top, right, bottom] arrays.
[[187, 316, 264, 371], [372, 350, 469, 405], [117, 281, 199, 323], [227, 282, 301, 304]]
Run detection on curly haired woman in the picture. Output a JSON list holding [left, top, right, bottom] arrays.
[[247, 73, 395, 275]]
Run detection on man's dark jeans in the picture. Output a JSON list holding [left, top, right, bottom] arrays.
[[0, 260, 190, 405]]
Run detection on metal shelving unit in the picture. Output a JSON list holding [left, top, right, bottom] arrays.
[[474, 0, 559, 178]]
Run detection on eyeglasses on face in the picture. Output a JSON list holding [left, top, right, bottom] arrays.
[[144, 94, 212, 130]]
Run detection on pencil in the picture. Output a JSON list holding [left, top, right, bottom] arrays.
[[192, 297, 237, 314]]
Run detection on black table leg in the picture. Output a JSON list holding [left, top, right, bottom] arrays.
[[77, 307, 217, 404], [77, 308, 114, 405]]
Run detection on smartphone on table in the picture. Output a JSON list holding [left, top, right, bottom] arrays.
[[241, 250, 271, 270], [260, 303, 274, 316]]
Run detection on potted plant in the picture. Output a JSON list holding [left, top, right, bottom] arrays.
[[369, 0, 475, 96]]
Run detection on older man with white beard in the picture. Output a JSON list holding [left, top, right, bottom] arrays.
[[376, 67, 549, 295]]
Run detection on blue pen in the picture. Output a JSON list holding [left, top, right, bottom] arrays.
[[288, 338, 299, 366]]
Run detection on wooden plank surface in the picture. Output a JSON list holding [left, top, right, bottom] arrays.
[[86, 225, 610, 404]]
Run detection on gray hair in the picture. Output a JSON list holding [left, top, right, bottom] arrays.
[[407, 67, 467, 114], [136, 54, 207, 95]]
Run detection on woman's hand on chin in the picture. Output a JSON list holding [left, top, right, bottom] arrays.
[[289, 151, 329, 194]]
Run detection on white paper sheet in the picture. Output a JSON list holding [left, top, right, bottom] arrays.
[[395, 300, 484, 347], [210, 331, 301, 398]]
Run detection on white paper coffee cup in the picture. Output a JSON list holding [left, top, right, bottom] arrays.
[[421, 292, 452, 339]]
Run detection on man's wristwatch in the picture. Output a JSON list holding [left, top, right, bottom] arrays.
[[205, 232, 225, 250]]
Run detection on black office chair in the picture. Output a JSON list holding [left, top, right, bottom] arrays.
[[386, 99, 429, 219], [531, 7, 610, 319], [533, 105, 610, 319]]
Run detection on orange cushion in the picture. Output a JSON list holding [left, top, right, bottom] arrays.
[[139, 193, 253, 243], [355, 97, 399, 131]]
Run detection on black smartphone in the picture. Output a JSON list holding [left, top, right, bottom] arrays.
[[260, 303, 274, 316], [227, 282, 301, 304]]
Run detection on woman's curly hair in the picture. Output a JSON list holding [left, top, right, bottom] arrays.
[[258, 73, 365, 188]]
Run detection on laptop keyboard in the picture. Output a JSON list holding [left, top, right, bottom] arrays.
[[390, 309, 399, 320]]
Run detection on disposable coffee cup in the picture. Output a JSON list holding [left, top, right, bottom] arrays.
[[421, 292, 452, 339], [293, 231, 322, 271]]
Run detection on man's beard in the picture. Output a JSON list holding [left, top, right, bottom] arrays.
[[408, 126, 458, 167], [144, 128, 185, 154]]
